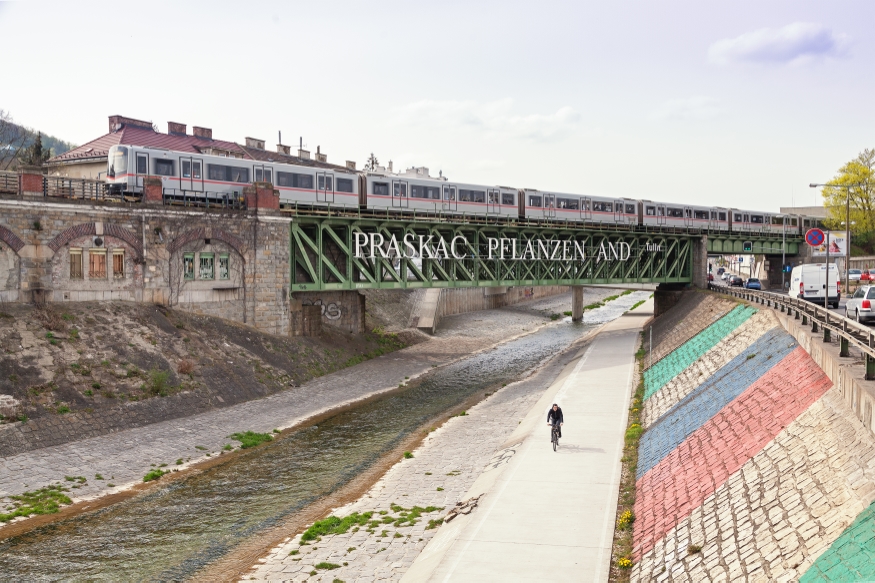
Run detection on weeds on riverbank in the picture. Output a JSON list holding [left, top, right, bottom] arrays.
[[609, 331, 646, 581], [0, 484, 72, 523], [143, 469, 168, 482], [230, 431, 273, 448], [301, 512, 375, 542]]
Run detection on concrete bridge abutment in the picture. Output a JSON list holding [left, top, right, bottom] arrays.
[[571, 285, 584, 322]]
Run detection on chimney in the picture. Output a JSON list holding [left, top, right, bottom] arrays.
[[277, 144, 291, 155], [245, 137, 265, 150], [168, 122, 187, 136], [346, 160, 357, 171], [315, 146, 327, 163], [298, 148, 310, 160], [388, 160, 393, 172], [193, 126, 212, 140], [108, 115, 154, 133]]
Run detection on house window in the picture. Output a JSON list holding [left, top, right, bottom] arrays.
[[183, 253, 194, 280], [199, 253, 214, 280], [70, 248, 83, 279], [88, 249, 107, 279], [219, 254, 230, 280], [112, 249, 125, 279]]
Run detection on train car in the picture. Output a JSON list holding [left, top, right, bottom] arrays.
[[767, 214, 802, 237], [640, 200, 729, 231], [106, 144, 360, 209], [521, 190, 638, 226], [728, 208, 780, 235], [362, 171, 518, 219]]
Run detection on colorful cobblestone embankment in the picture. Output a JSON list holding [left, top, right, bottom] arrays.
[[631, 294, 875, 582]]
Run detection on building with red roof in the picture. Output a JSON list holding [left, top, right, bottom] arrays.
[[48, 115, 352, 180]]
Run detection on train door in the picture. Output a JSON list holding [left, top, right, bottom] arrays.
[[581, 197, 592, 221], [487, 189, 500, 214], [544, 194, 555, 218], [657, 205, 666, 226], [442, 185, 457, 211], [135, 151, 149, 192], [392, 180, 408, 208], [614, 200, 624, 223], [180, 157, 204, 192], [254, 164, 274, 186], [317, 172, 335, 203], [684, 207, 694, 228]]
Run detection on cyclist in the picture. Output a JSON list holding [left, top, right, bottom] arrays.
[[547, 403, 564, 440]]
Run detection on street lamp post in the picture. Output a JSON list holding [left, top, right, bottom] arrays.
[[810, 182, 864, 296]]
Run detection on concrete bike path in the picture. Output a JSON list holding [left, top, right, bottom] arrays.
[[403, 299, 653, 583]]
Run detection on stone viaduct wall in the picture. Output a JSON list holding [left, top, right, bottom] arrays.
[[0, 195, 364, 337]]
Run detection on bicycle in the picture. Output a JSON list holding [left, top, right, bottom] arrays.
[[551, 421, 561, 451]]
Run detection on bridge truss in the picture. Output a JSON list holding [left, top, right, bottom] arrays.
[[290, 216, 698, 291]]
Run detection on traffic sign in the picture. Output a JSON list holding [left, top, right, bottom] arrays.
[[805, 228, 825, 247]]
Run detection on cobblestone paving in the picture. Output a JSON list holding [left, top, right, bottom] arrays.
[[646, 293, 737, 368], [631, 387, 875, 582], [641, 310, 776, 429], [643, 305, 756, 400], [242, 326, 590, 582], [0, 291, 613, 526]]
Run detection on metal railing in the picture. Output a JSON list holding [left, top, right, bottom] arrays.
[[0, 171, 18, 194], [44, 175, 116, 201], [161, 188, 246, 210], [710, 283, 875, 378]]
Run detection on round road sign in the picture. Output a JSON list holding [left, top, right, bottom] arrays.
[[805, 228, 825, 247]]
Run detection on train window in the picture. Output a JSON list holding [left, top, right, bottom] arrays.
[[277, 172, 314, 189], [791, 218, 798, 226], [337, 178, 354, 193], [443, 186, 455, 200], [695, 210, 708, 220], [626, 204, 635, 214], [685, 209, 692, 218], [458, 189, 485, 203], [318, 175, 333, 191], [657, 207, 665, 216], [529, 195, 542, 207], [557, 197, 579, 210], [411, 185, 440, 199], [734, 213, 743, 222], [667, 207, 683, 218], [182, 160, 191, 178], [393, 182, 407, 197], [154, 159, 174, 176], [581, 200, 590, 211], [136, 154, 147, 174], [711, 211, 717, 220], [719, 212, 727, 221], [646, 206, 656, 216], [502, 193, 515, 205], [208, 164, 250, 183], [193, 162, 202, 179], [371, 182, 389, 195], [743, 214, 749, 222], [751, 215, 764, 224], [593, 201, 612, 212]]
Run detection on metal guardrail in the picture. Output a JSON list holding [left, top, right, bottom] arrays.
[[710, 283, 875, 378]]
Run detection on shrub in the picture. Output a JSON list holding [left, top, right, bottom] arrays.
[[91, 382, 101, 389], [143, 469, 168, 482], [146, 368, 170, 396], [403, 451, 413, 459], [687, 544, 702, 554], [177, 359, 195, 375], [229, 431, 273, 449]]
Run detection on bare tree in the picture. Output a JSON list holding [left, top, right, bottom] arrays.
[[0, 110, 31, 170]]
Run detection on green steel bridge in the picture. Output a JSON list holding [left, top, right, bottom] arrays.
[[289, 215, 802, 292]]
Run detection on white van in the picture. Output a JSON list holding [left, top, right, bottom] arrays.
[[790, 263, 841, 308]]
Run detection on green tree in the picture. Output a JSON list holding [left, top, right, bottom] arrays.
[[821, 149, 875, 237]]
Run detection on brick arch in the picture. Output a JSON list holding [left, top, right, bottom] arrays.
[[48, 222, 143, 260], [168, 227, 245, 256], [0, 225, 26, 254]]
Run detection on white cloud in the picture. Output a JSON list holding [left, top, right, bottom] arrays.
[[709, 22, 850, 65], [397, 99, 581, 142], [651, 96, 724, 122]]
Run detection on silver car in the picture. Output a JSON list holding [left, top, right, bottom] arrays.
[[849, 269, 863, 281], [845, 285, 875, 323]]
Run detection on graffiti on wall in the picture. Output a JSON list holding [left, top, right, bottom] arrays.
[[302, 299, 343, 320]]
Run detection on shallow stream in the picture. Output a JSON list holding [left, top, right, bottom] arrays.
[[0, 292, 647, 581]]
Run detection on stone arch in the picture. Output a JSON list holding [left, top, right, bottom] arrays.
[[0, 225, 25, 254], [168, 227, 245, 256], [48, 222, 143, 260]]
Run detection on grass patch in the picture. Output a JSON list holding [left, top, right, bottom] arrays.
[[315, 562, 341, 570], [194, 445, 207, 451], [628, 300, 646, 311], [426, 518, 443, 530], [387, 503, 443, 527], [229, 431, 273, 449], [145, 368, 171, 396], [0, 485, 72, 523], [56, 405, 70, 414], [609, 331, 647, 581], [403, 451, 413, 459], [300, 512, 374, 542], [143, 469, 168, 482], [687, 544, 702, 554], [550, 313, 561, 320], [563, 310, 572, 316], [436, 487, 444, 491], [95, 474, 104, 480]]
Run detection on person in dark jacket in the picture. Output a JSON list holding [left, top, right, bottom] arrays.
[[547, 403, 564, 439]]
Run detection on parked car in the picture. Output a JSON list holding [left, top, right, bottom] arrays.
[[729, 276, 744, 287], [861, 269, 874, 282], [708, 273, 714, 282], [744, 277, 762, 290], [848, 269, 863, 281], [845, 285, 875, 323]]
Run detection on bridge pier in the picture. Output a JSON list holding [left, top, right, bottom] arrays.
[[693, 235, 708, 289], [654, 283, 686, 318], [571, 285, 584, 322]]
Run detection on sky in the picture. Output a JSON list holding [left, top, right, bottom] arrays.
[[1, 1, 873, 212]]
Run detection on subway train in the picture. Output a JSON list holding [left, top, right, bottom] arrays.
[[106, 144, 816, 235]]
